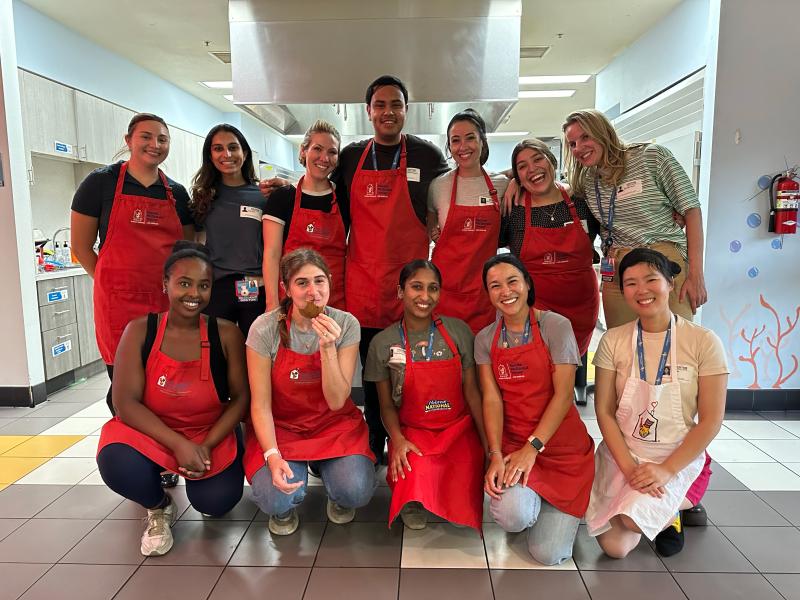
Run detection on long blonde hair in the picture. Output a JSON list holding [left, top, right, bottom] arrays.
[[562, 109, 628, 191]]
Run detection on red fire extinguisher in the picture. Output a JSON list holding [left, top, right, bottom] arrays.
[[769, 169, 799, 234]]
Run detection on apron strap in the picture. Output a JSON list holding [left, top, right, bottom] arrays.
[[433, 316, 459, 356], [295, 175, 339, 217], [199, 316, 211, 382], [450, 168, 499, 212], [157, 169, 175, 205], [557, 184, 581, 225], [114, 161, 129, 198], [152, 311, 170, 356]]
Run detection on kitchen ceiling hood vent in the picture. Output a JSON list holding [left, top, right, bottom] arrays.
[[208, 51, 232, 64], [520, 46, 550, 59], [228, 0, 521, 135]]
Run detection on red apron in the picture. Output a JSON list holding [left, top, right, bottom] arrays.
[[243, 308, 373, 481], [431, 169, 500, 334], [94, 162, 183, 364], [282, 177, 346, 309], [97, 314, 237, 479], [387, 317, 484, 532], [489, 311, 595, 517], [345, 137, 429, 329]]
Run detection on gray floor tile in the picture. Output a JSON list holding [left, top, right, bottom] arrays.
[[0, 408, 36, 419], [674, 572, 783, 600], [207, 566, 310, 600], [720, 526, 800, 573], [399, 569, 493, 600], [114, 565, 223, 600], [35, 485, 123, 520], [180, 489, 258, 521], [315, 521, 402, 568], [581, 571, 687, 600], [26, 402, 89, 418], [143, 520, 249, 566], [229, 521, 324, 567], [491, 570, 590, 600], [18, 563, 136, 600], [765, 574, 800, 600], [572, 524, 665, 571], [0, 485, 73, 517], [60, 519, 146, 565], [106, 486, 190, 519], [0, 417, 20, 429], [724, 412, 766, 420], [253, 484, 328, 523], [756, 491, 800, 525], [706, 462, 748, 491], [0, 519, 27, 542], [701, 490, 792, 526], [304, 567, 398, 600], [47, 388, 105, 404], [0, 518, 98, 563], [659, 526, 755, 573], [353, 486, 391, 522], [0, 563, 51, 600], [0, 418, 65, 435]]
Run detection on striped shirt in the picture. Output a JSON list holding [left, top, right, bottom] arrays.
[[580, 144, 699, 260]]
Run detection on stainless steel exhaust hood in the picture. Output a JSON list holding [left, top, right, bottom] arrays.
[[229, 0, 521, 136]]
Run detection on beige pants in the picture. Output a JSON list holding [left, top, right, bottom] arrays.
[[601, 242, 694, 329]]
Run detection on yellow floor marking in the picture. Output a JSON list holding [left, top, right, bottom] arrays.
[[0, 436, 33, 455], [2, 435, 85, 458], [587, 351, 595, 382], [0, 483, 7, 493], [0, 456, 50, 484]]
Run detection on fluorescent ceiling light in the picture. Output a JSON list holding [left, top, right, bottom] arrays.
[[286, 135, 305, 141], [200, 80, 233, 89], [519, 75, 590, 84], [223, 94, 234, 101], [518, 90, 575, 98], [487, 131, 530, 137]]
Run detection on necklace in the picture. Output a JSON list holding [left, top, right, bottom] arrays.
[[539, 202, 559, 222]]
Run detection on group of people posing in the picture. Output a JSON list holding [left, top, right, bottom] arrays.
[[70, 75, 728, 563]]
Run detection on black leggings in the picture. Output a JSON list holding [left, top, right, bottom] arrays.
[[359, 327, 386, 463], [97, 431, 245, 516], [105, 364, 115, 415]]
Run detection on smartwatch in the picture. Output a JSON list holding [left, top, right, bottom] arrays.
[[528, 436, 545, 453]]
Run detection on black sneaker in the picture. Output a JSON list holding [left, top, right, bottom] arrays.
[[160, 473, 179, 488], [655, 513, 685, 557], [682, 503, 708, 527]]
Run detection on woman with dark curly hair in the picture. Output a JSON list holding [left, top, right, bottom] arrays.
[[190, 124, 265, 337]]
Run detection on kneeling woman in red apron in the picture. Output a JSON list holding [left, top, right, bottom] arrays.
[[96, 241, 250, 557], [364, 260, 487, 532], [245, 248, 375, 536], [586, 249, 727, 558], [477, 254, 595, 565]]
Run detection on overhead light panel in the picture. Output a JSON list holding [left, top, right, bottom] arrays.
[[519, 75, 590, 84], [487, 131, 530, 137], [520, 46, 550, 59], [200, 80, 233, 89], [518, 90, 575, 98]]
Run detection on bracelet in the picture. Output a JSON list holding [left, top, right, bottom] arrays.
[[263, 447, 281, 463], [487, 449, 502, 456]]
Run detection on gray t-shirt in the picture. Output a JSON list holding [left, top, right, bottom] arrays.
[[246, 306, 360, 360], [474, 311, 581, 365], [364, 316, 475, 406], [202, 183, 267, 279], [428, 170, 510, 230]]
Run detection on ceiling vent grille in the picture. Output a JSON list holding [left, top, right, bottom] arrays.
[[520, 46, 550, 59], [208, 51, 232, 64]]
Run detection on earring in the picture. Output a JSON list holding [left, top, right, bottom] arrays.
[[162, 286, 166, 294]]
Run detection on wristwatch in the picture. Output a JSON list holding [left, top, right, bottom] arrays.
[[528, 436, 545, 453]]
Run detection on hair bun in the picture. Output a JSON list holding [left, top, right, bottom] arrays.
[[669, 260, 682, 276]]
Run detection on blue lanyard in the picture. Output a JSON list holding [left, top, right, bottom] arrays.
[[636, 320, 672, 385], [501, 317, 531, 348], [594, 177, 616, 254], [371, 142, 401, 171], [399, 320, 436, 362]]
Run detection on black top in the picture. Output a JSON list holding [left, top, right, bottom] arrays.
[[264, 184, 349, 244], [330, 134, 449, 226], [71, 161, 193, 249], [501, 194, 601, 259]]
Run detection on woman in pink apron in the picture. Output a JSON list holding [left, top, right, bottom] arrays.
[[477, 254, 595, 565], [96, 241, 250, 557], [586, 248, 727, 558], [262, 120, 347, 311], [245, 248, 374, 536], [364, 260, 486, 531]]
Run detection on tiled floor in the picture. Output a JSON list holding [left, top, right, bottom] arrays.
[[1, 373, 799, 599]]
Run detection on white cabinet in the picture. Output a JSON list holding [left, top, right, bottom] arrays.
[[75, 91, 134, 165], [161, 127, 204, 190], [19, 70, 79, 160]]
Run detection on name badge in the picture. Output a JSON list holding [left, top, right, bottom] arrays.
[[235, 278, 259, 302], [479, 196, 491, 205], [406, 167, 421, 182], [600, 256, 615, 282], [616, 179, 643, 200], [240, 206, 263, 221]]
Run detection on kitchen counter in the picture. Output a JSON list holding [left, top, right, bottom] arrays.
[[36, 266, 88, 281]]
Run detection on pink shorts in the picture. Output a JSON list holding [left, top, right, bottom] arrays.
[[685, 452, 712, 506]]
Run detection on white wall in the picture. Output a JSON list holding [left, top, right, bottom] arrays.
[[28, 156, 75, 241], [596, 0, 709, 115], [700, 0, 800, 389]]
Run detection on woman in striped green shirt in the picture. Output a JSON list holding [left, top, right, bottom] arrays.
[[562, 109, 706, 329]]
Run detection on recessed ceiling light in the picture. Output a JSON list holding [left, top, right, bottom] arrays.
[[518, 90, 576, 98], [519, 75, 591, 84], [223, 94, 234, 101], [286, 135, 305, 141], [200, 80, 233, 89], [486, 131, 530, 137]]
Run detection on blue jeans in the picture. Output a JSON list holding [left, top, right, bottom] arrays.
[[490, 484, 580, 565], [251, 454, 376, 517]]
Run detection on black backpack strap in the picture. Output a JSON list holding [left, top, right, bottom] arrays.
[[207, 316, 230, 402], [141, 312, 158, 367]]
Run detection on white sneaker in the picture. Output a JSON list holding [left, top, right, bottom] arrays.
[[141, 497, 176, 556], [268, 509, 299, 536], [326, 499, 356, 524], [400, 502, 427, 530]]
